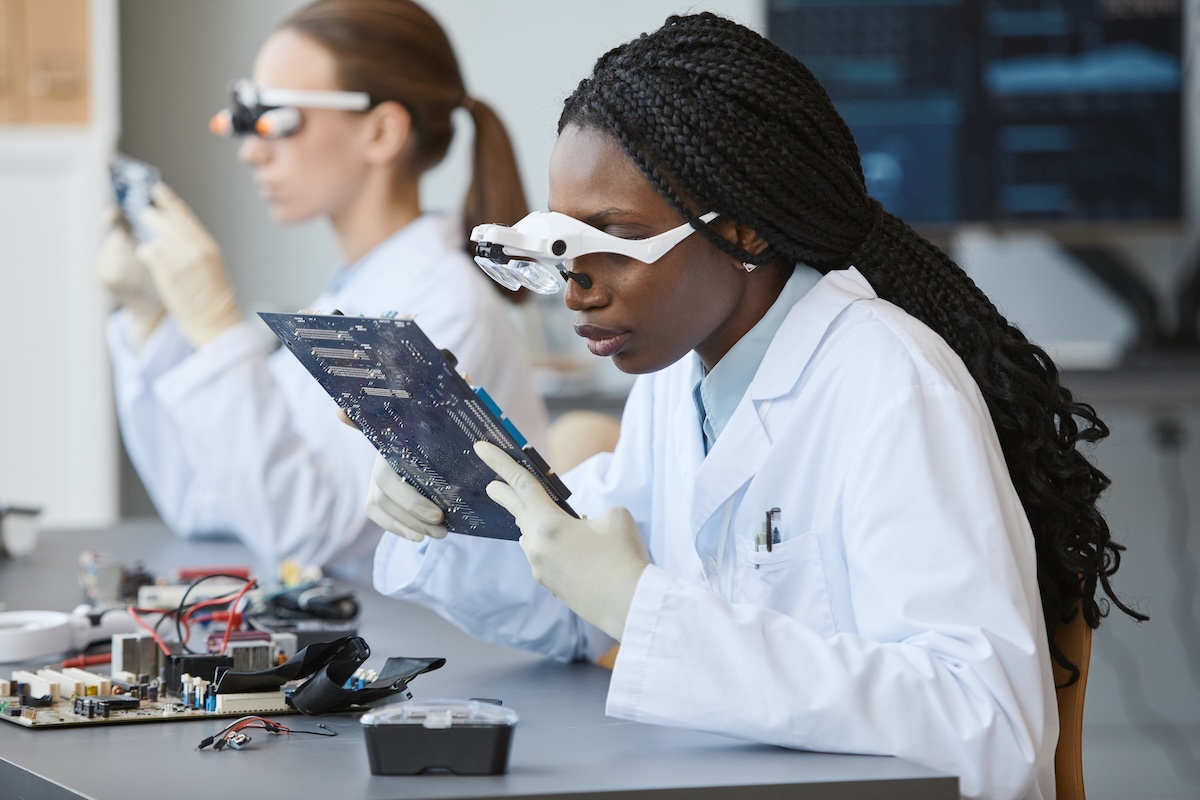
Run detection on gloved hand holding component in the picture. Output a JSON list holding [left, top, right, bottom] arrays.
[[136, 183, 241, 348], [364, 452, 449, 544], [95, 210, 165, 347], [473, 440, 649, 642]]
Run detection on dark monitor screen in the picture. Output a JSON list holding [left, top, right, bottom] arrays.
[[767, 0, 1183, 225]]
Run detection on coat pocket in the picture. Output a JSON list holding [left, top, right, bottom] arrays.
[[733, 531, 837, 636]]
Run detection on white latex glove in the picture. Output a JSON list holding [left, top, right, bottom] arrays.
[[364, 452, 449, 543], [95, 211, 165, 346], [137, 183, 240, 348], [474, 440, 649, 641]]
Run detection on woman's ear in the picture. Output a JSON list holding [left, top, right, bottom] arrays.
[[734, 222, 771, 259], [362, 100, 413, 167], [713, 217, 772, 260]]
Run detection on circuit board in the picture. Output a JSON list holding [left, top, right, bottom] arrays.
[[0, 697, 294, 729], [1, 631, 403, 729], [258, 312, 574, 540], [1, 672, 293, 729], [109, 153, 160, 244]]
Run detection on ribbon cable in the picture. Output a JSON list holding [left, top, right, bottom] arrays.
[[211, 635, 445, 715]]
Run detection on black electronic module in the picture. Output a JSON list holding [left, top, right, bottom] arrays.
[[259, 312, 574, 540]]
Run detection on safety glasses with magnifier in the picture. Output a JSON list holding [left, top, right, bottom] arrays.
[[470, 211, 720, 294], [209, 78, 372, 140]]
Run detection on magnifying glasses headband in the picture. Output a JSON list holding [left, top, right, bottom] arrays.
[[469, 210, 719, 295], [232, 78, 372, 112], [492, 210, 718, 264], [210, 78, 372, 139]]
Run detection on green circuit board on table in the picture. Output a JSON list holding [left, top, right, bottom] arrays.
[[1, 668, 292, 729]]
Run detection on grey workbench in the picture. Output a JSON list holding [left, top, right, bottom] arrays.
[[0, 521, 957, 799]]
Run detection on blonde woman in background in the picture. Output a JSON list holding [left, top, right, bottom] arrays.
[[97, 0, 547, 580]]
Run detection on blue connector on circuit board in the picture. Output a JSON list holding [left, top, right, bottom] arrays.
[[472, 387, 527, 448]]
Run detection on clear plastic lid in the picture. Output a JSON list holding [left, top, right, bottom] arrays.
[[360, 699, 518, 729]]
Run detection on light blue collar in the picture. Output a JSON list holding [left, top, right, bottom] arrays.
[[690, 264, 823, 453]]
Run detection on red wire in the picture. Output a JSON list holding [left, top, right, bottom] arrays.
[[126, 606, 174, 656], [221, 716, 290, 747], [228, 718, 289, 734], [61, 653, 112, 669], [218, 579, 257, 655], [178, 582, 255, 648], [127, 605, 192, 647], [181, 593, 242, 626]]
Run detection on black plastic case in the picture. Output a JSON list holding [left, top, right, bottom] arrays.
[[361, 699, 518, 775]]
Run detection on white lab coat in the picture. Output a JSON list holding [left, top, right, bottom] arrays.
[[108, 213, 548, 580], [375, 267, 1056, 800]]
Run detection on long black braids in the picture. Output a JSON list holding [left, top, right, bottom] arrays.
[[560, 12, 1146, 681]]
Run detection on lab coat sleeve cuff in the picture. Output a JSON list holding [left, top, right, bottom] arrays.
[[606, 563, 680, 720], [373, 533, 438, 599]]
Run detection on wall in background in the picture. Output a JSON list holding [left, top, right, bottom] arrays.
[[0, 0, 119, 527]]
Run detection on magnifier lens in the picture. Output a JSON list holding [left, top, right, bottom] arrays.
[[506, 259, 563, 294], [473, 256, 524, 291], [256, 107, 302, 139], [209, 109, 234, 137]]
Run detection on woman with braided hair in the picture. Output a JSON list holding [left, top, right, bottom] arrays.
[[369, 13, 1142, 799]]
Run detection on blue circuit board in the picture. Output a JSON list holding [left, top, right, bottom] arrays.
[[258, 312, 573, 541], [109, 153, 160, 244]]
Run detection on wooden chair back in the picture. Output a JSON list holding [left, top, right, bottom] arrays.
[[1053, 606, 1093, 800]]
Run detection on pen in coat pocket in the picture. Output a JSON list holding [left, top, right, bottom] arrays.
[[754, 507, 782, 568]]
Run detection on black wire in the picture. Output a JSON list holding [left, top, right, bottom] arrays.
[[171, 587, 246, 652], [153, 606, 182, 637], [174, 574, 255, 654], [232, 722, 338, 737], [284, 723, 338, 737], [200, 716, 337, 751], [151, 589, 238, 637], [217, 720, 339, 741]]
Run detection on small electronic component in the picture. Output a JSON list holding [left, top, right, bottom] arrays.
[[258, 312, 575, 540], [109, 153, 161, 243], [198, 715, 338, 752], [212, 691, 290, 714], [221, 640, 275, 673], [74, 695, 140, 719], [162, 654, 234, 701], [112, 633, 161, 679]]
